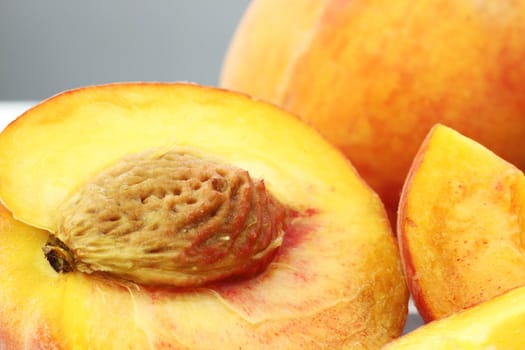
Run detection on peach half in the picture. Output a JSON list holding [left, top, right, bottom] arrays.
[[382, 285, 525, 349], [0, 83, 407, 349], [221, 0, 525, 221], [398, 124, 525, 322]]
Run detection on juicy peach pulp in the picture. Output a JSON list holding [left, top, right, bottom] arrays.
[[382, 285, 525, 349], [0, 83, 407, 349], [398, 124, 525, 323], [221, 0, 525, 220]]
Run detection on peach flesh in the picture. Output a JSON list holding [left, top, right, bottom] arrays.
[[398, 124, 525, 322], [383, 285, 525, 349], [0, 83, 408, 349], [0, 201, 396, 349]]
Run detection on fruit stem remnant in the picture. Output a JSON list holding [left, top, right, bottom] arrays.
[[43, 235, 75, 273]]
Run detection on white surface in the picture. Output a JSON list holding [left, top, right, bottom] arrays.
[[0, 101, 37, 131]]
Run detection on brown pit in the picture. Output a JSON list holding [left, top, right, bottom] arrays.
[[44, 148, 287, 287]]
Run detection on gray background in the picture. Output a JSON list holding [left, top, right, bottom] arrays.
[[0, 0, 251, 100]]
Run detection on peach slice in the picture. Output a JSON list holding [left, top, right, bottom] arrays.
[[0, 83, 407, 349], [221, 0, 525, 221], [382, 285, 525, 349], [398, 124, 525, 322]]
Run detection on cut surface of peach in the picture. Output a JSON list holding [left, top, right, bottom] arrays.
[[382, 285, 525, 349], [0, 83, 407, 349], [398, 124, 525, 322]]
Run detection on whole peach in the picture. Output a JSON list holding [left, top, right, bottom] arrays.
[[221, 0, 525, 219]]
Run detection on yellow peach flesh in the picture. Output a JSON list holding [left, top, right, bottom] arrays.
[[382, 285, 525, 349], [398, 124, 525, 322], [0, 83, 407, 349]]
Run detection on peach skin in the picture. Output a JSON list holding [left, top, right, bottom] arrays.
[[221, 0, 525, 221]]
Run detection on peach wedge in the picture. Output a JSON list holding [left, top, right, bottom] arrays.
[[398, 124, 525, 322], [382, 285, 525, 349], [0, 83, 407, 349]]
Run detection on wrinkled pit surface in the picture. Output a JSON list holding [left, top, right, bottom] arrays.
[[44, 148, 287, 287]]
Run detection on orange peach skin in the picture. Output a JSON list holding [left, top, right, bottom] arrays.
[[221, 0, 525, 219], [398, 124, 525, 322], [0, 83, 407, 349]]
